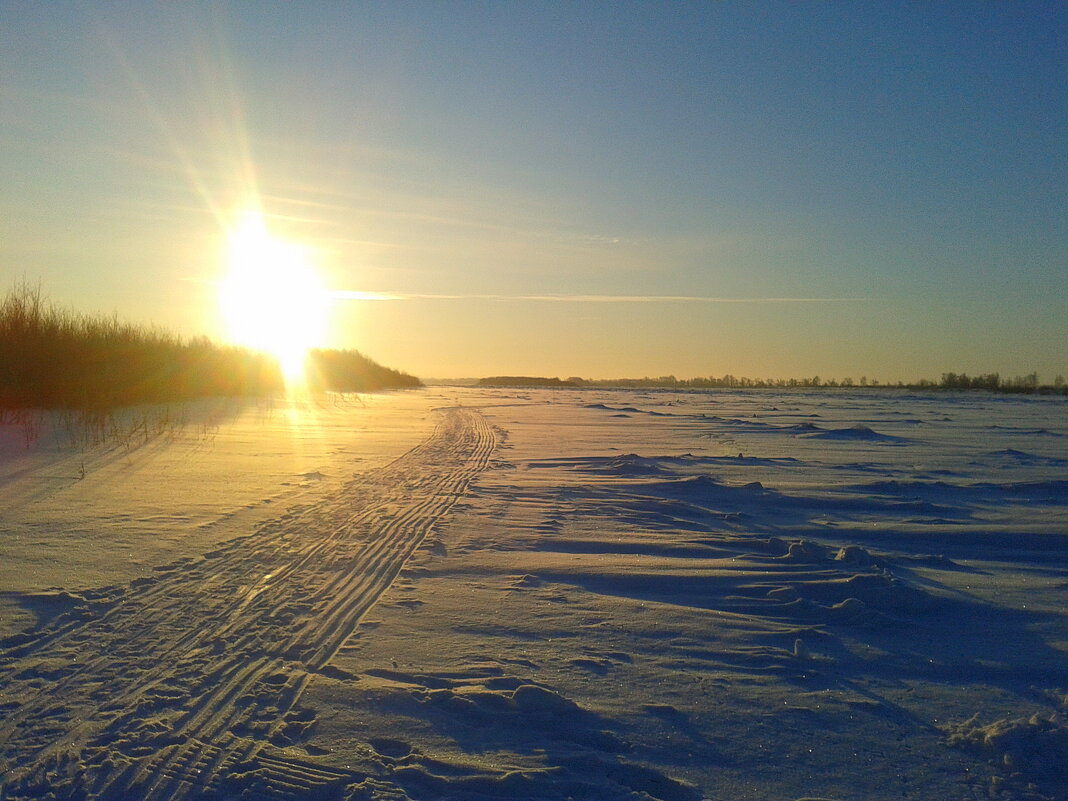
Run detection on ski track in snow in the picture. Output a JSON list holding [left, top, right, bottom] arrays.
[[0, 407, 495, 801]]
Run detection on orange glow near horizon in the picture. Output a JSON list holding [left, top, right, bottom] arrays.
[[218, 210, 331, 382]]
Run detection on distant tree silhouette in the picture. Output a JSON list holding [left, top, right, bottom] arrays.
[[476, 376, 577, 388]]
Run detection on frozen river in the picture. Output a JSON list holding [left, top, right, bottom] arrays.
[[2, 387, 1066, 800]]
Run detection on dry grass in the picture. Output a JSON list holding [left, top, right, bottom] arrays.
[[0, 281, 421, 450], [0, 281, 283, 412], [306, 348, 421, 393]]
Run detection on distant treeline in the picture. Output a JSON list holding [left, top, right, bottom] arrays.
[[0, 282, 420, 411], [477, 376, 579, 388], [475, 372, 1067, 395]]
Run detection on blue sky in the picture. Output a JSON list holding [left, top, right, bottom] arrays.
[[1, 2, 1065, 379]]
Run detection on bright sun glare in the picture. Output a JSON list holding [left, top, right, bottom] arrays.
[[219, 211, 330, 381]]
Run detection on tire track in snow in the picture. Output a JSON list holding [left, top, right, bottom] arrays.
[[0, 407, 495, 800]]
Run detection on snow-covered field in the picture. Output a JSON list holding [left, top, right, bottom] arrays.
[[2, 387, 1066, 800]]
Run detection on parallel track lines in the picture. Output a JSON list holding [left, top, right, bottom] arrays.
[[0, 407, 495, 800]]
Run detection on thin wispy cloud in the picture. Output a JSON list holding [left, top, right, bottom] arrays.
[[332, 291, 868, 303]]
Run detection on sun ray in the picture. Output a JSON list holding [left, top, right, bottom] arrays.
[[218, 210, 330, 382]]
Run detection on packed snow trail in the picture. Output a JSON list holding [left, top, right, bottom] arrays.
[[0, 407, 495, 801]]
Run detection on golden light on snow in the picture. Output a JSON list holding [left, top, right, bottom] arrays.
[[219, 210, 330, 381]]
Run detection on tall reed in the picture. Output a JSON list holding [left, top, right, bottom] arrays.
[[306, 348, 422, 392], [0, 281, 283, 411]]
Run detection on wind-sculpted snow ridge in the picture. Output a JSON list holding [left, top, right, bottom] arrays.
[[3, 387, 1068, 800], [0, 407, 495, 801], [983, 448, 1068, 467], [942, 707, 1068, 799], [583, 403, 673, 417], [446, 390, 1067, 798], [800, 424, 909, 443], [526, 453, 803, 477]]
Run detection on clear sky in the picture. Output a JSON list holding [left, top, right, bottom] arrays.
[[2, 2, 1065, 381]]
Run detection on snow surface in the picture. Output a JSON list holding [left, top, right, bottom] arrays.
[[1, 387, 1067, 800]]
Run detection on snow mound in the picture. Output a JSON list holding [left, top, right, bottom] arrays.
[[584, 403, 671, 416], [706, 454, 801, 466], [987, 448, 1068, 466], [765, 571, 934, 619], [944, 711, 1068, 796], [834, 544, 882, 567], [988, 425, 1066, 437], [803, 424, 906, 442], [785, 421, 824, 433], [605, 454, 673, 475], [526, 454, 680, 476]]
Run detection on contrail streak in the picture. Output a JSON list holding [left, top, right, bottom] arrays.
[[331, 291, 868, 303]]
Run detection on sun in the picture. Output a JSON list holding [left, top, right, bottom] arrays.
[[218, 211, 330, 381]]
